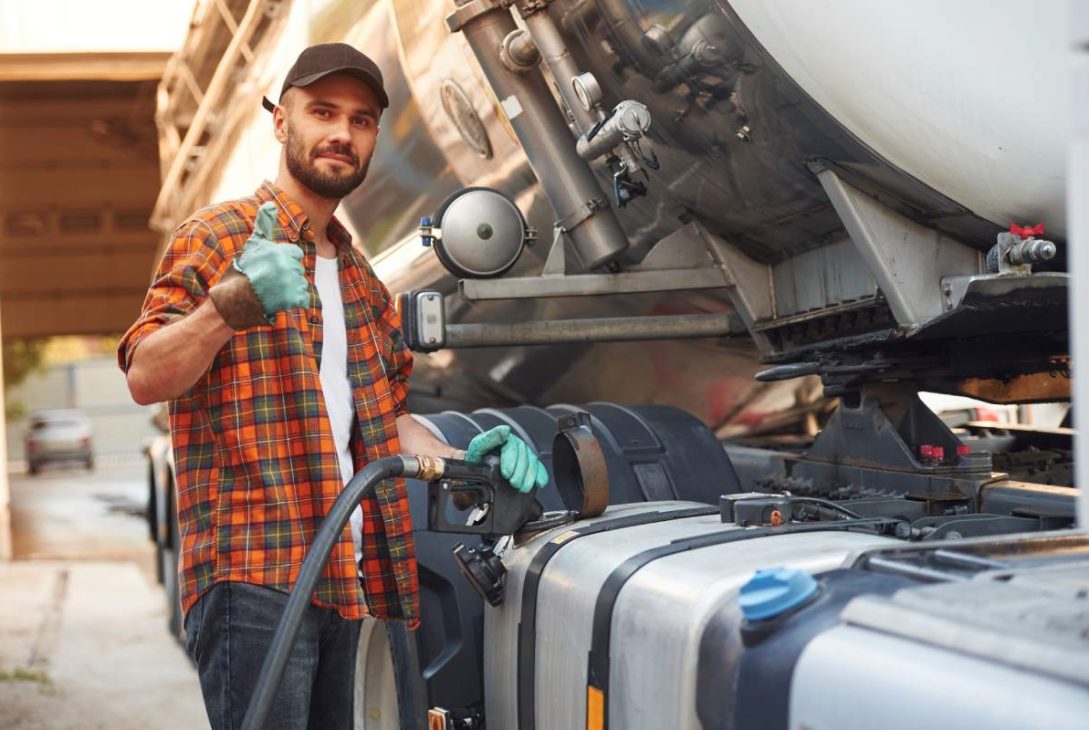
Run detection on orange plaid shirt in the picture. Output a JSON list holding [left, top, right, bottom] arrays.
[[119, 181, 418, 625]]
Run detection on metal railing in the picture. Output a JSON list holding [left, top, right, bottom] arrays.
[[150, 0, 288, 234]]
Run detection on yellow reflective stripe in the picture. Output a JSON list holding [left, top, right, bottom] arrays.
[[587, 686, 605, 730]]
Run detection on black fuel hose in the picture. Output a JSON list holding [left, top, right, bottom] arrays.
[[241, 455, 411, 730], [242, 454, 500, 730]]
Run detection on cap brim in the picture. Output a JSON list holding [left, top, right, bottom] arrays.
[[261, 96, 276, 113], [290, 67, 390, 108]]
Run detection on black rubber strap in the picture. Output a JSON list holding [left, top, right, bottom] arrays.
[[586, 518, 897, 729], [516, 506, 718, 730]]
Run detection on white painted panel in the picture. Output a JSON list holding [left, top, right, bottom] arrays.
[[729, 0, 1069, 234]]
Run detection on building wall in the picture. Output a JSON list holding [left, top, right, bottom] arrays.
[[5, 355, 158, 462]]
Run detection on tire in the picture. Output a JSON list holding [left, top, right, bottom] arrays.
[[386, 621, 428, 729], [354, 619, 400, 730], [85, 458, 94, 472], [162, 485, 184, 644], [28, 461, 39, 476], [148, 463, 164, 585]]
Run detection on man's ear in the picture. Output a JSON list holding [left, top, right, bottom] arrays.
[[272, 105, 288, 144]]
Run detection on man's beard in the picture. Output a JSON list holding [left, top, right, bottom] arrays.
[[285, 129, 369, 200]]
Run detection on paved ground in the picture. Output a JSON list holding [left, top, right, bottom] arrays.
[[0, 461, 207, 729]]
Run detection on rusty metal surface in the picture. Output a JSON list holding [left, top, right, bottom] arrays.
[[552, 421, 609, 518]]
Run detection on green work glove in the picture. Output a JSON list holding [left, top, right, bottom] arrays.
[[464, 425, 549, 494], [209, 202, 309, 329]]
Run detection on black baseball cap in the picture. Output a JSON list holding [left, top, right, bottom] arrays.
[[261, 43, 389, 112]]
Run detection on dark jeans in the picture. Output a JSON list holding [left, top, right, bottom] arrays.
[[184, 581, 362, 730]]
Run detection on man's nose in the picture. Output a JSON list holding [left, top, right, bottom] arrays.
[[325, 117, 352, 146]]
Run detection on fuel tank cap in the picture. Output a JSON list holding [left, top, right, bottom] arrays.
[[429, 187, 529, 279], [739, 567, 819, 621]]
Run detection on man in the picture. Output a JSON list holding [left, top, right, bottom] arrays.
[[120, 43, 547, 729]]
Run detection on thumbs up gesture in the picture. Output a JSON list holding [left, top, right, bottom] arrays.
[[209, 203, 310, 330]]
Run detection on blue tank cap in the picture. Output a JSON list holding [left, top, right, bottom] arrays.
[[739, 567, 818, 621]]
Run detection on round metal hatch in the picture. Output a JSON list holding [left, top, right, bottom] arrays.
[[432, 187, 527, 279]]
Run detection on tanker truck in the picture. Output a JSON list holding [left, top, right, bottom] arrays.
[[143, 0, 1087, 727]]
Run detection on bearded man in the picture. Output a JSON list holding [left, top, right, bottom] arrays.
[[119, 44, 547, 729]]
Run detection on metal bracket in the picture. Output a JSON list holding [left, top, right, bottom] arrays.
[[816, 169, 982, 330], [540, 226, 576, 275], [446, 0, 510, 33], [556, 197, 609, 235], [939, 271, 1069, 313], [460, 223, 728, 300]]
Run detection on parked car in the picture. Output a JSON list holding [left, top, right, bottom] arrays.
[[24, 409, 94, 474]]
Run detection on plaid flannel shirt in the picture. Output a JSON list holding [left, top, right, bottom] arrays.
[[119, 181, 418, 625]]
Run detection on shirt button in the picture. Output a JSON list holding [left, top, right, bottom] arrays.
[[309, 316, 320, 324]]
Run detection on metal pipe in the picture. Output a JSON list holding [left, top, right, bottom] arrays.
[[444, 313, 744, 348], [519, 6, 599, 133], [450, 0, 629, 270], [500, 29, 540, 73], [576, 100, 651, 160]]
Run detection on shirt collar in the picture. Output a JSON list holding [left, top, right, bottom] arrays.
[[256, 180, 354, 251]]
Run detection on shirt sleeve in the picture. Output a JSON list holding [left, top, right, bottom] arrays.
[[117, 219, 226, 373]]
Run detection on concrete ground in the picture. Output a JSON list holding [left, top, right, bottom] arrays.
[[0, 460, 207, 729]]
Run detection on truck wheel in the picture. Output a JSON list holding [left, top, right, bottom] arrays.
[[354, 619, 400, 729], [148, 463, 164, 585], [163, 485, 184, 644]]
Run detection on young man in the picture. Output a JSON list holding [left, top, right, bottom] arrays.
[[120, 43, 547, 729]]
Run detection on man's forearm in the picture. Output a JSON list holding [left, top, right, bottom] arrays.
[[126, 300, 234, 405], [395, 414, 462, 459]]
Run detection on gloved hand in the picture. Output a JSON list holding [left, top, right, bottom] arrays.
[[209, 202, 309, 329], [463, 425, 549, 493]]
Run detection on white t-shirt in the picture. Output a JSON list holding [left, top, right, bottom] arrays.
[[313, 255, 364, 571]]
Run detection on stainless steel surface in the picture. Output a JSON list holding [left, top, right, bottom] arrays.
[[816, 169, 981, 329], [571, 72, 602, 112], [484, 502, 893, 729], [575, 100, 651, 161], [520, 4, 601, 134], [460, 266, 729, 300], [499, 29, 540, 72], [791, 626, 1089, 730], [444, 312, 744, 347], [770, 238, 878, 319], [353, 0, 1068, 417], [437, 188, 526, 277], [838, 578, 1089, 686], [1006, 238, 1057, 266], [451, 0, 630, 270]]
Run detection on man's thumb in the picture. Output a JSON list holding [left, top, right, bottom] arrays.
[[253, 202, 278, 240]]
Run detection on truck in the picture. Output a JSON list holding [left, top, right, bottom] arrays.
[[144, 0, 1088, 727]]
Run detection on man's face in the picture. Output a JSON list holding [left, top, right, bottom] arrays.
[[275, 74, 381, 200]]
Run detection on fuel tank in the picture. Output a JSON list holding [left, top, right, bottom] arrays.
[[482, 503, 896, 729]]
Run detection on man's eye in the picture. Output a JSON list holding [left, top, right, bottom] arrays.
[[352, 116, 370, 127], [313, 108, 331, 119]]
